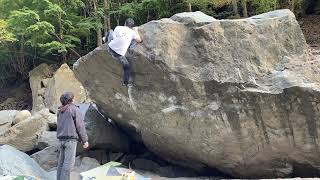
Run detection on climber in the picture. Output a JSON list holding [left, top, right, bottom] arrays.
[[56, 92, 89, 180], [103, 18, 142, 86]]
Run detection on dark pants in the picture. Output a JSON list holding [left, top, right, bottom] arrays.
[[57, 139, 77, 180], [106, 30, 135, 85]]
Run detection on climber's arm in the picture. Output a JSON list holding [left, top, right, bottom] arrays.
[[133, 27, 142, 43]]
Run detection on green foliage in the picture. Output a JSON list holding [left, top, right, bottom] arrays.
[[252, 0, 278, 13], [26, 21, 55, 47], [0, 19, 16, 43], [7, 8, 40, 36]]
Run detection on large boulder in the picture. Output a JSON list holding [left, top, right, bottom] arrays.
[[0, 145, 51, 179], [78, 104, 130, 152], [29, 63, 55, 112], [29, 64, 87, 113], [0, 110, 18, 135], [74, 10, 320, 178], [45, 64, 87, 113], [31, 146, 59, 171], [0, 110, 49, 152]]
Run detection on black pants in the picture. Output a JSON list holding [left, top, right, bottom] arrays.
[[106, 30, 133, 85]]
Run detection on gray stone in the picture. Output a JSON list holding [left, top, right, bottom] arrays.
[[131, 158, 161, 172], [48, 170, 57, 180], [156, 166, 198, 178], [171, 11, 216, 25], [44, 64, 87, 113], [37, 108, 57, 128], [0, 110, 49, 152], [74, 10, 320, 178], [29, 63, 54, 113], [0, 110, 18, 135], [78, 104, 130, 153], [0, 145, 51, 179], [80, 150, 110, 164], [31, 146, 59, 171], [74, 157, 100, 173], [13, 110, 32, 125], [109, 152, 125, 162], [29, 64, 87, 113], [36, 131, 59, 150]]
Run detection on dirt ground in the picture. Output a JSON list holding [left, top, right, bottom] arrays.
[[298, 15, 320, 56]]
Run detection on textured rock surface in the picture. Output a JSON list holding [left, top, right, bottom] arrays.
[[74, 10, 320, 178], [171, 11, 216, 25], [13, 110, 32, 125], [0, 145, 51, 179], [36, 131, 59, 150], [37, 108, 57, 128], [29, 63, 54, 112], [31, 146, 59, 171], [0, 110, 49, 152], [78, 104, 130, 152], [29, 64, 87, 113], [0, 110, 18, 135], [45, 64, 87, 113]]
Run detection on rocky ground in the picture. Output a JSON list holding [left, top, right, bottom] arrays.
[[299, 15, 320, 49], [0, 83, 32, 111]]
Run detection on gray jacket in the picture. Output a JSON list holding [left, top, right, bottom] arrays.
[[57, 104, 88, 143]]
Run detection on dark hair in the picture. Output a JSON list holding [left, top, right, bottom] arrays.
[[124, 18, 135, 28], [60, 92, 74, 106]]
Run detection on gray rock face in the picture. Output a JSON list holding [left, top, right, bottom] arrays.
[[13, 110, 32, 125], [78, 104, 130, 152], [31, 146, 59, 171], [171, 11, 216, 25], [0, 110, 49, 152], [29, 64, 87, 113], [29, 63, 54, 112], [74, 156, 100, 174], [0, 145, 50, 179], [74, 10, 320, 178], [0, 110, 18, 135], [37, 108, 57, 128], [36, 131, 59, 150]]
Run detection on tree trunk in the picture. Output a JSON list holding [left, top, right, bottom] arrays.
[[93, 0, 102, 47], [291, 0, 295, 13], [242, 0, 248, 17], [19, 36, 25, 75], [104, 0, 111, 32], [232, 0, 240, 17], [188, 3, 192, 12]]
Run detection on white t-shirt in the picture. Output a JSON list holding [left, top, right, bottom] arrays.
[[108, 26, 138, 56]]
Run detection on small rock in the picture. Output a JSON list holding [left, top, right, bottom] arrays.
[[171, 11, 216, 25], [13, 110, 32, 124]]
